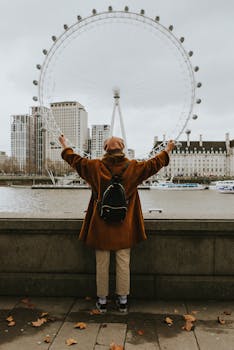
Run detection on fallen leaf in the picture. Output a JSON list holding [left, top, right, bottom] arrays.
[[85, 296, 92, 301], [21, 298, 35, 309], [224, 310, 232, 315], [101, 323, 107, 328], [8, 321, 16, 327], [66, 338, 77, 346], [89, 309, 101, 315], [165, 317, 173, 326], [174, 309, 179, 314], [74, 322, 87, 329], [218, 316, 225, 325], [44, 336, 51, 343], [110, 343, 124, 350], [6, 316, 14, 322], [40, 312, 49, 318], [183, 314, 196, 322], [182, 314, 196, 331], [137, 329, 144, 335], [31, 318, 47, 327]]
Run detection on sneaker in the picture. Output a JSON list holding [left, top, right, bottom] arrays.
[[96, 301, 107, 313], [116, 298, 128, 313]]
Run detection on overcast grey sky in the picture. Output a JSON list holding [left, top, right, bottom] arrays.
[[0, 0, 233, 156]]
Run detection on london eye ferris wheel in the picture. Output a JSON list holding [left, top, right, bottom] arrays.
[[32, 6, 202, 157]]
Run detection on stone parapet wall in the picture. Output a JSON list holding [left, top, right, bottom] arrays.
[[0, 218, 233, 299]]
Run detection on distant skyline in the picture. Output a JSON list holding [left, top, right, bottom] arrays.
[[0, 0, 234, 157]]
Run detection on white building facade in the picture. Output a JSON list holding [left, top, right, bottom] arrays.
[[153, 133, 234, 178], [91, 124, 110, 158]]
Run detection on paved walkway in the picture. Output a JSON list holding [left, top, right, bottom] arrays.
[[0, 297, 233, 350]]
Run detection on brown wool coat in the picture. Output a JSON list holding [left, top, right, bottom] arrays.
[[61, 148, 169, 251]]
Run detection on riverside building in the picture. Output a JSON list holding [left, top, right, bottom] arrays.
[[91, 124, 110, 158], [11, 114, 31, 173], [152, 133, 234, 178], [47, 101, 88, 173]]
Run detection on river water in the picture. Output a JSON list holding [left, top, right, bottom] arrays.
[[0, 187, 233, 219]]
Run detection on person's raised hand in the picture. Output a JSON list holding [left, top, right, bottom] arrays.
[[165, 140, 175, 153], [58, 134, 68, 149]]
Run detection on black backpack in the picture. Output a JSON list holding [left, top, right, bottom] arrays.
[[97, 163, 129, 223]]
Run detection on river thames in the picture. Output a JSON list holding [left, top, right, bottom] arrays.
[[0, 187, 233, 219]]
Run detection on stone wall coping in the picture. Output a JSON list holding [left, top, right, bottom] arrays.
[[0, 218, 234, 235]]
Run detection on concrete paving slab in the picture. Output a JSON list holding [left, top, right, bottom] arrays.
[[0, 297, 75, 350], [96, 323, 127, 346], [49, 322, 99, 350], [94, 345, 109, 350], [130, 300, 187, 315], [0, 297, 18, 310], [186, 301, 234, 327], [195, 326, 234, 350]]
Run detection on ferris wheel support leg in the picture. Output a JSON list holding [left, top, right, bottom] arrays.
[[110, 103, 117, 137], [117, 103, 128, 153]]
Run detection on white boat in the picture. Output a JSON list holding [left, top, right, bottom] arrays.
[[150, 182, 207, 190], [213, 180, 234, 190], [218, 185, 234, 194]]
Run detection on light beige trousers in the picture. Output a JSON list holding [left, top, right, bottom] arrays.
[[95, 248, 130, 297]]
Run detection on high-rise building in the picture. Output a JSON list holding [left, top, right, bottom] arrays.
[[47, 101, 88, 170], [91, 124, 110, 158], [30, 106, 47, 175], [11, 114, 31, 172]]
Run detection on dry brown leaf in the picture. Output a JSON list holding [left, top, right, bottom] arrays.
[[183, 314, 196, 322], [74, 322, 87, 329], [110, 343, 124, 350], [6, 316, 14, 322], [224, 310, 232, 315], [21, 298, 35, 309], [182, 320, 194, 331], [218, 316, 225, 325], [40, 312, 49, 318], [66, 338, 77, 346], [8, 321, 16, 327], [31, 317, 47, 327], [44, 336, 51, 343], [174, 309, 179, 314], [165, 317, 173, 326], [89, 309, 101, 315], [137, 329, 144, 335], [182, 314, 196, 331]]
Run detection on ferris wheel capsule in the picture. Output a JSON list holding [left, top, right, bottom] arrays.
[[42, 49, 48, 55], [140, 9, 145, 15], [196, 98, 201, 104], [92, 9, 97, 15], [33, 80, 38, 85], [108, 6, 113, 12], [33, 96, 38, 101], [77, 15, 82, 21], [36, 64, 41, 70], [180, 37, 185, 43], [64, 24, 68, 30], [52, 35, 57, 42], [188, 51, 193, 57], [169, 25, 174, 31], [197, 82, 202, 88], [155, 16, 160, 21], [124, 6, 129, 12], [194, 66, 199, 72], [192, 114, 198, 120]]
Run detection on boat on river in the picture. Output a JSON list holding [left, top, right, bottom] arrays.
[[218, 184, 234, 194], [150, 182, 207, 190]]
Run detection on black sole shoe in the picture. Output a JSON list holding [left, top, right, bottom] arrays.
[[96, 301, 107, 313], [116, 299, 128, 313]]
